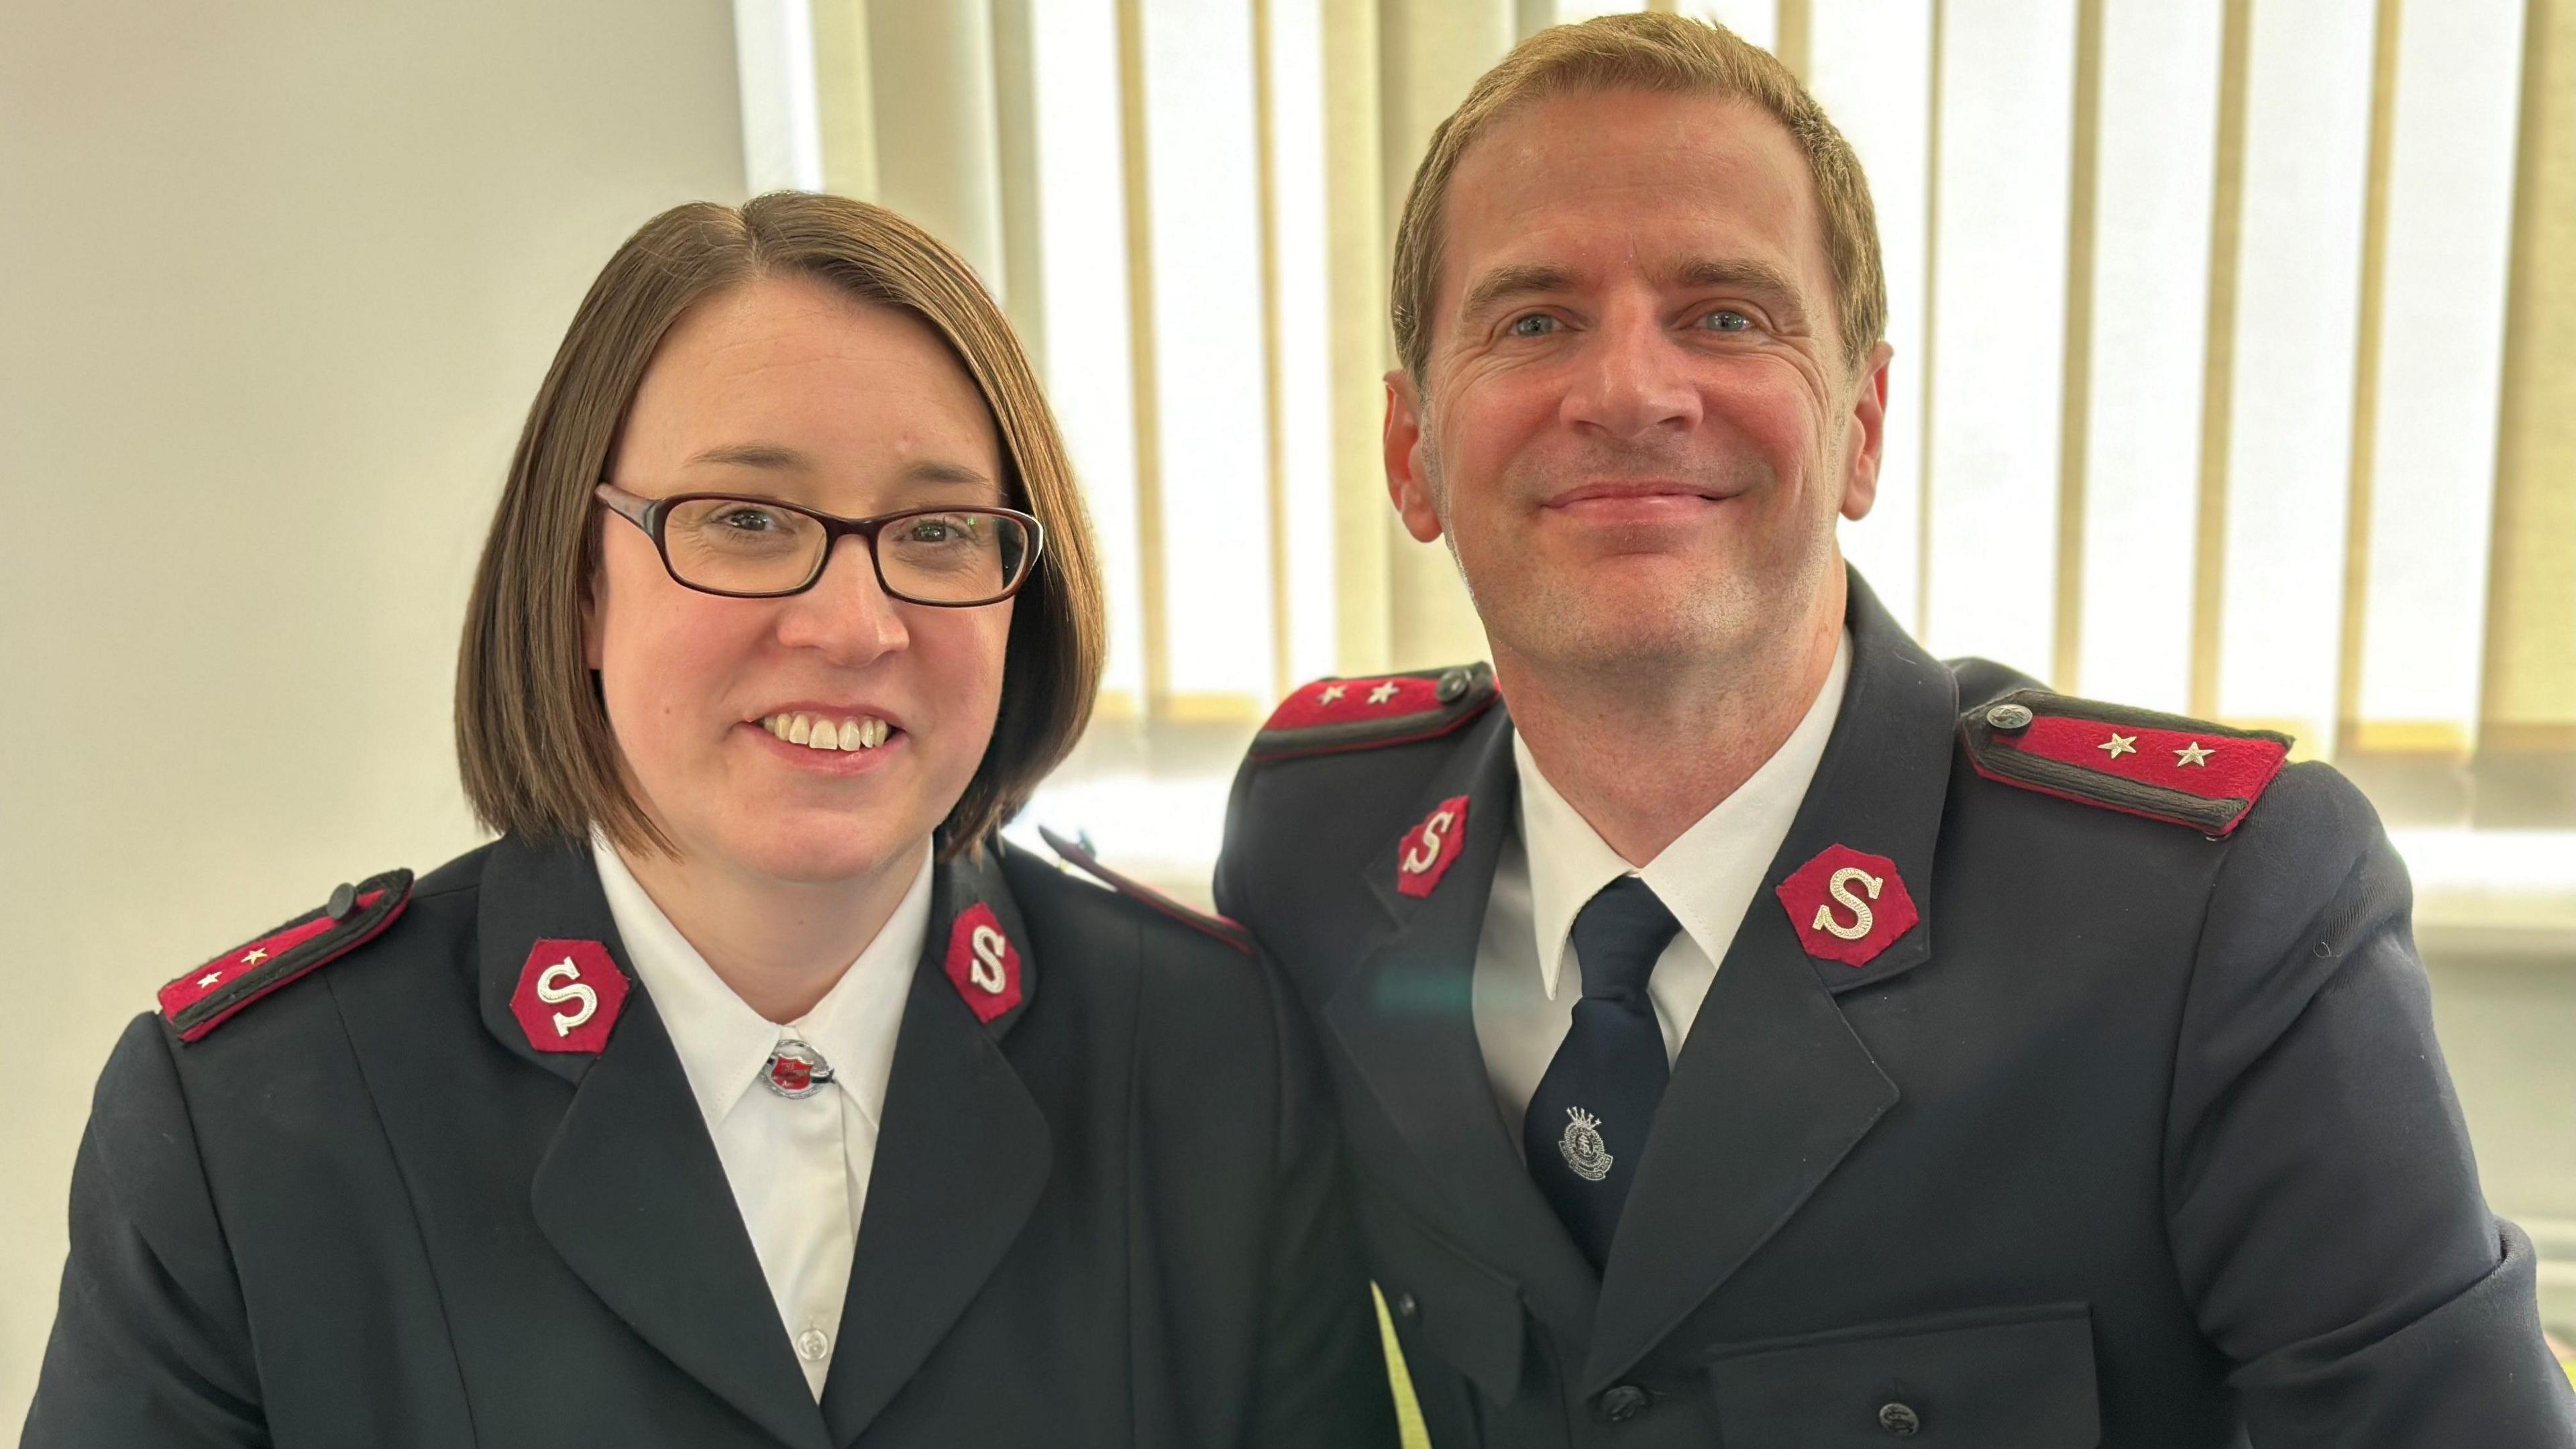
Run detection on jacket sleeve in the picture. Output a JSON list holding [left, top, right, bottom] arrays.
[[21, 1012, 268, 1449], [1242, 951, 1401, 1449], [2163, 765, 2576, 1446]]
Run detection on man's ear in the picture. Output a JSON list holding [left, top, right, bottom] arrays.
[[1839, 340, 1894, 523], [1384, 368, 1444, 543]]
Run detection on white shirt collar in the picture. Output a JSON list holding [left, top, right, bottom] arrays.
[[1513, 632, 1851, 1000], [590, 837, 934, 1133]]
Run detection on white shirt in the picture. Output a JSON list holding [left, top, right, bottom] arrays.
[[1472, 634, 1851, 1138], [590, 837, 932, 1399]]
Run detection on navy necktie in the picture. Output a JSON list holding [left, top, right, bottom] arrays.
[[1522, 875, 1681, 1271]]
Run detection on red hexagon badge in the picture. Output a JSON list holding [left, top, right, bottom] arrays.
[[1774, 845, 1919, 967], [1395, 795, 1471, 899], [511, 938, 630, 1053], [945, 903, 1023, 1024]]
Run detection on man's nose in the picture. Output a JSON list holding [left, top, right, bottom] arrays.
[[775, 535, 910, 664], [1562, 308, 1703, 440]]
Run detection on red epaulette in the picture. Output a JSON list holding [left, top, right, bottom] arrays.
[[1038, 827, 1254, 955], [156, 869, 414, 1042], [1248, 663, 1497, 764], [1959, 690, 2292, 838]]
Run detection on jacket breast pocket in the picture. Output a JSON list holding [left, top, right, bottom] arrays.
[[1705, 1302, 2100, 1448]]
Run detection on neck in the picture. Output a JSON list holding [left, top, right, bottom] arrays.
[[1501, 574, 1846, 866], [616, 837, 928, 1023]]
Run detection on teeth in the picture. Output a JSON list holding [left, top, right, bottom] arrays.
[[760, 713, 893, 751]]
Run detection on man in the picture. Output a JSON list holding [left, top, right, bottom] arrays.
[[1216, 14, 2575, 1446]]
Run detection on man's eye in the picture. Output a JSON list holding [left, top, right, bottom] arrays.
[[1701, 309, 1754, 333], [1509, 313, 1560, 337]]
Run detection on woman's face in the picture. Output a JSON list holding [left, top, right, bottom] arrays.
[[585, 273, 1014, 888]]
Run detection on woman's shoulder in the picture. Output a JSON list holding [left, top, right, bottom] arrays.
[[143, 839, 498, 1059], [998, 835, 1276, 1013]]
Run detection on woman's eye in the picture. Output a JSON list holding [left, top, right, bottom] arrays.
[[718, 508, 783, 532], [1508, 313, 1559, 338], [1701, 309, 1754, 333]]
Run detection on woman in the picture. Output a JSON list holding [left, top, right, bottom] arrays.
[[26, 194, 1398, 1448]]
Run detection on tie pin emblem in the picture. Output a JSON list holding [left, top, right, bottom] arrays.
[[1560, 1107, 1613, 1182]]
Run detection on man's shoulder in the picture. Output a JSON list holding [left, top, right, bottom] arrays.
[[1950, 677, 2298, 840], [1222, 664, 1497, 917], [1245, 663, 1499, 765]]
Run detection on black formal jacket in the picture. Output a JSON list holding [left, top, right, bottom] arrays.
[[1216, 572, 2575, 1448], [26, 833, 1399, 1448]]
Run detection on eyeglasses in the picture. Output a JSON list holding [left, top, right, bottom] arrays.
[[594, 483, 1042, 606]]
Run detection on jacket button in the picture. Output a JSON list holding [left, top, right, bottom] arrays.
[[1392, 1291, 1419, 1318], [1599, 1385, 1650, 1421], [1436, 667, 1470, 703], [1878, 1401, 1921, 1436], [1984, 702, 2034, 731]]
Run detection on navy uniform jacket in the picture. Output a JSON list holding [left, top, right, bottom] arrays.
[[26, 833, 1399, 1448], [1216, 571, 2575, 1448]]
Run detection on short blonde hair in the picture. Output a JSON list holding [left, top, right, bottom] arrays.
[[455, 193, 1105, 861], [1389, 12, 1886, 381]]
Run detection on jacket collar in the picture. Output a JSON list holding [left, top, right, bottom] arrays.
[[1336, 710, 1605, 1383], [474, 835, 1052, 1448], [1580, 568, 1954, 1393], [818, 840, 1050, 1444], [477, 834, 830, 1448], [1324, 569, 1957, 1399]]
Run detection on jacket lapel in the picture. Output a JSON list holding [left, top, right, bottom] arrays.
[[1324, 712, 1603, 1354], [820, 844, 1051, 1445], [1582, 570, 1957, 1395], [482, 837, 830, 1449]]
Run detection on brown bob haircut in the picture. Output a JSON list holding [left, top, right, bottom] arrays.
[[1389, 11, 1887, 384], [456, 193, 1105, 861]]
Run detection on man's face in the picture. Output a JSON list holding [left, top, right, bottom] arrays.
[[1387, 89, 1890, 681]]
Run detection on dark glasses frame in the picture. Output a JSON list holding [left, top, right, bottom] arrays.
[[594, 482, 1044, 606]]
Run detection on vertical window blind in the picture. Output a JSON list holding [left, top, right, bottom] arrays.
[[737, 0, 2576, 871]]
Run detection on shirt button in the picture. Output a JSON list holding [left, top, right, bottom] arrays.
[[1599, 1384, 1650, 1421], [1878, 1400, 1921, 1436], [796, 1327, 831, 1362], [1393, 1291, 1419, 1319]]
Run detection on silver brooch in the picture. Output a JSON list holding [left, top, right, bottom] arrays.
[[1559, 1107, 1613, 1183], [762, 1038, 835, 1099]]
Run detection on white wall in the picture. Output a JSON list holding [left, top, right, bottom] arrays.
[[0, 0, 746, 1422]]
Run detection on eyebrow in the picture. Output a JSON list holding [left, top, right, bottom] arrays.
[[687, 443, 997, 492], [1458, 264, 1582, 326]]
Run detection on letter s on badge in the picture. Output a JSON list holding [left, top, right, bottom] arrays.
[[1395, 795, 1472, 899], [1774, 845, 1919, 969], [945, 904, 1024, 1024], [511, 939, 629, 1054], [535, 959, 598, 1036]]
